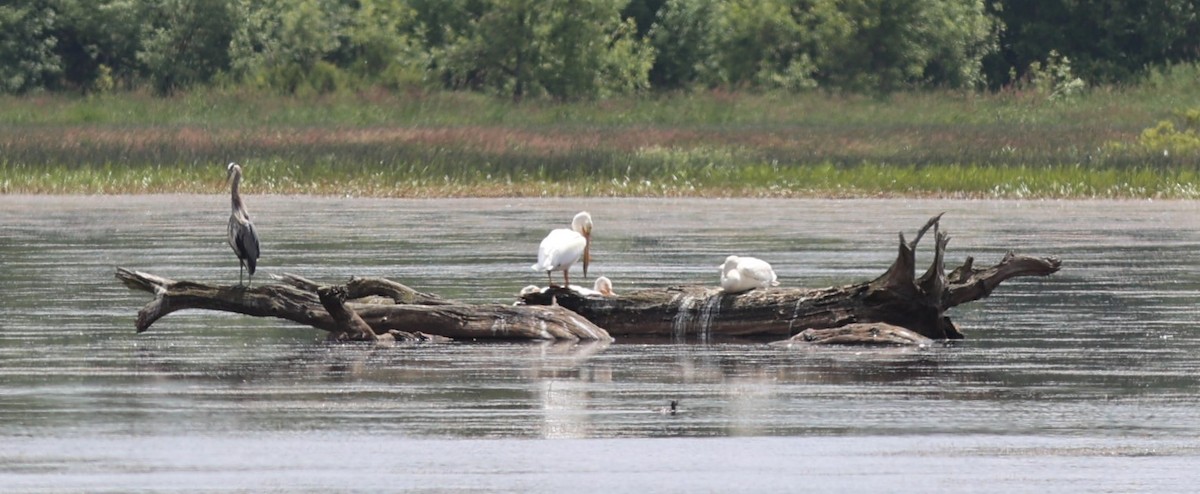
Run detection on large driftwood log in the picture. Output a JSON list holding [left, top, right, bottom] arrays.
[[519, 214, 1061, 342], [116, 268, 609, 342], [117, 215, 1058, 346]]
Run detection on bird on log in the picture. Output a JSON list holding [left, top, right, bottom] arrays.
[[532, 211, 593, 287], [593, 276, 616, 296], [520, 275, 618, 298], [519, 214, 1064, 343], [115, 213, 1060, 346], [225, 162, 260, 286], [718, 255, 779, 293]]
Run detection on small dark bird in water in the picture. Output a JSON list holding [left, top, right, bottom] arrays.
[[655, 399, 679, 416], [225, 162, 260, 286]]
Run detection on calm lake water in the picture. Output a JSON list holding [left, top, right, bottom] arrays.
[[2, 195, 1199, 492]]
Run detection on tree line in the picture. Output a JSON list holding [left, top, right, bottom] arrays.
[[2, 0, 1197, 100]]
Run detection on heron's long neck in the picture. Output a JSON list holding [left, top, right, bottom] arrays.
[[230, 176, 245, 214]]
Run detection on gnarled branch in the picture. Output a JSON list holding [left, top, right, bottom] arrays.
[[116, 268, 609, 342]]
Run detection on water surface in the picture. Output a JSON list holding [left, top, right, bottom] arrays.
[[1, 196, 1198, 492]]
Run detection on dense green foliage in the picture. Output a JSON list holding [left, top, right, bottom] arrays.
[[0, 3, 60, 93], [3, 0, 1197, 98], [431, 0, 653, 100], [985, 1, 1200, 88]]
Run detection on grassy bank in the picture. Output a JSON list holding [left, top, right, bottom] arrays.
[[7, 160, 1199, 199], [4, 67, 1200, 198]]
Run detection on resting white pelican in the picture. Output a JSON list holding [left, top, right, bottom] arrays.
[[593, 276, 616, 296], [569, 276, 617, 296], [532, 211, 593, 287], [719, 255, 779, 293]]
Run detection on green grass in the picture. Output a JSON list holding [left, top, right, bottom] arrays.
[[6, 159, 1197, 198], [4, 64, 1200, 198]]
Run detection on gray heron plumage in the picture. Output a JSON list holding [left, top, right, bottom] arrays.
[[226, 162, 260, 286]]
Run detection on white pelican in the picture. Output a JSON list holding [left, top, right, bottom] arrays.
[[593, 276, 616, 296], [719, 255, 778, 293], [565, 276, 617, 297], [532, 211, 592, 287]]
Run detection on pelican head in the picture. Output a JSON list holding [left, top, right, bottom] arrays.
[[720, 255, 740, 270], [593, 276, 615, 296], [573, 211, 593, 277]]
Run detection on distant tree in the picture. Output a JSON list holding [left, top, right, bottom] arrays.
[[138, 0, 236, 94], [699, 0, 839, 91], [229, 0, 425, 94], [646, 0, 715, 90], [0, 2, 61, 93], [46, 0, 144, 92], [986, 0, 1200, 87], [228, 0, 350, 93], [819, 0, 997, 92], [406, 0, 483, 49], [621, 0, 667, 36], [920, 0, 1000, 88], [434, 0, 652, 101], [699, 0, 996, 93], [339, 0, 426, 90], [9, 0, 1196, 96]]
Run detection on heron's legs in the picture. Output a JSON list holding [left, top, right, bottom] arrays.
[[546, 271, 554, 287], [563, 269, 571, 287], [238, 263, 245, 286]]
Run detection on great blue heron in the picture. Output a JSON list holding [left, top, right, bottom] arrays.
[[225, 162, 260, 286], [531, 211, 592, 287]]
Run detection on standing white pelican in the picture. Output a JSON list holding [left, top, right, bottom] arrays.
[[718, 255, 778, 293], [226, 162, 260, 286], [532, 211, 592, 287]]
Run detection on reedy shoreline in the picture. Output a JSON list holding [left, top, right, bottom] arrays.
[[3, 84, 1199, 199]]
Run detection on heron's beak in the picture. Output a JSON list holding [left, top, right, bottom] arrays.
[[582, 230, 592, 278]]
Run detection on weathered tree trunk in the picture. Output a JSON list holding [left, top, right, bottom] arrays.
[[317, 285, 378, 342], [116, 268, 609, 342], [518, 214, 1061, 342]]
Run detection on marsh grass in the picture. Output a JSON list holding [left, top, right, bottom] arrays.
[[4, 67, 1200, 198]]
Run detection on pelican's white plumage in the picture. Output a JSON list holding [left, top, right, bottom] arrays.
[[718, 255, 778, 293], [593, 276, 615, 296], [569, 276, 616, 296], [532, 211, 593, 286]]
